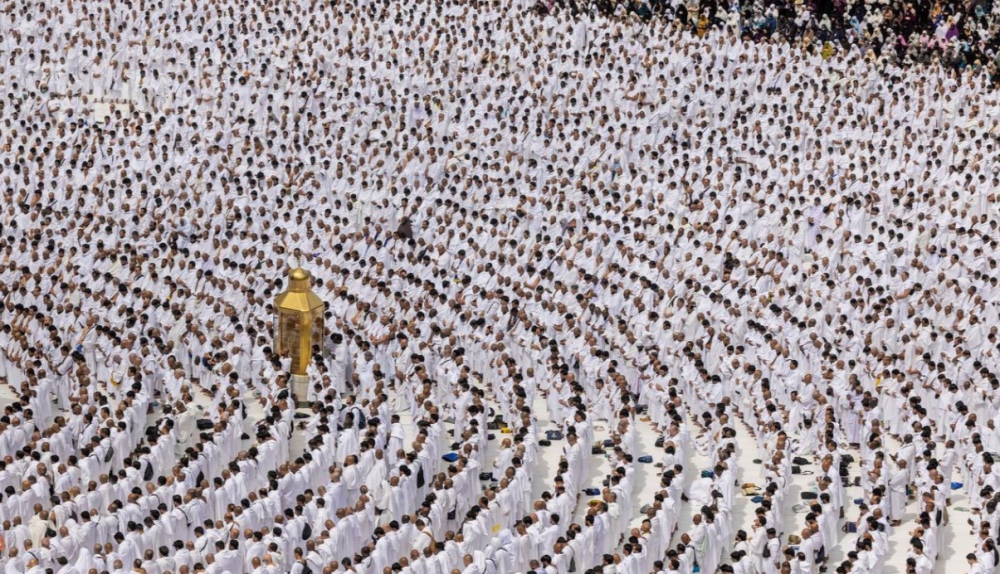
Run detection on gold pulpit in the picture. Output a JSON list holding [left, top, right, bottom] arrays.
[[274, 268, 325, 400]]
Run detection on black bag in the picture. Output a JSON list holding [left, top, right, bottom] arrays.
[[143, 462, 154, 481], [538, 439, 552, 447], [592, 446, 605, 455], [655, 437, 665, 448], [762, 544, 771, 559], [302, 522, 312, 540], [800, 491, 818, 500], [792, 457, 810, 466], [792, 466, 801, 475], [104, 447, 115, 464], [416, 466, 425, 489], [841, 454, 855, 464], [197, 419, 214, 430], [447, 509, 457, 520], [479, 472, 494, 481]]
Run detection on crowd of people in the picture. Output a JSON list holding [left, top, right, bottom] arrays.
[[2, 0, 1000, 572], [560, 0, 1000, 79]]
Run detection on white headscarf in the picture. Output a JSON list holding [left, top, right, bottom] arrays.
[[495, 528, 514, 551]]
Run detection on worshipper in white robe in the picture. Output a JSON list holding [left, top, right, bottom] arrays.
[[886, 457, 911, 528]]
